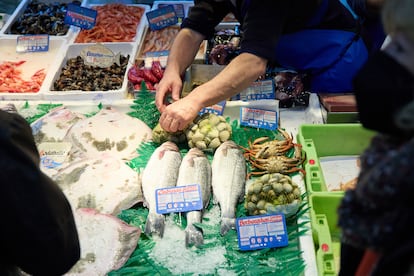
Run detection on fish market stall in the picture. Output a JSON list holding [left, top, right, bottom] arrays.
[[0, 93, 323, 275], [0, 1, 333, 274]]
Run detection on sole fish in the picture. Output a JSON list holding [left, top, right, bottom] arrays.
[[66, 208, 141, 276], [211, 140, 246, 236], [65, 106, 152, 161], [53, 155, 141, 216], [176, 148, 212, 248], [141, 141, 182, 238], [31, 106, 86, 144]]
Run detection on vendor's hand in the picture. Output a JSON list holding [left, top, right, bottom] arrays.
[[155, 71, 183, 113], [159, 97, 202, 132]]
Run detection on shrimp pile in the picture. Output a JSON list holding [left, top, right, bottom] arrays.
[[139, 25, 180, 57], [74, 4, 145, 43], [0, 61, 46, 93]]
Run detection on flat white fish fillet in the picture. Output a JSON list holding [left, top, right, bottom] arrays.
[[141, 141, 182, 238], [65, 208, 141, 276], [65, 106, 152, 161], [53, 154, 141, 215]]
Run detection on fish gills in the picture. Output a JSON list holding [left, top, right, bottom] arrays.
[[141, 141, 182, 238], [211, 140, 246, 236], [176, 148, 212, 248]]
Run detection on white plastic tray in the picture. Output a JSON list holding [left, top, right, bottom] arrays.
[[72, 4, 149, 45], [319, 155, 360, 191], [0, 36, 67, 100], [0, 0, 83, 40], [42, 42, 136, 101]]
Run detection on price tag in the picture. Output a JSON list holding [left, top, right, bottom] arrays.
[[158, 3, 185, 20], [236, 213, 288, 251], [199, 100, 226, 116], [16, 35, 49, 53], [146, 5, 178, 31], [239, 79, 275, 101], [239, 107, 278, 130], [64, 3, 97, 30], [156, 184, 203, 214], [38, 142, 72, 170], [144, 50, 169, 68]]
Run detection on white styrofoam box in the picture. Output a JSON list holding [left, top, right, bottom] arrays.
[[136, 24, 207, 64], [72, 4, 149, 45], [151, 1, 194, 19], [0, 0, 85, 40], [0, 36, 67, 100], [42, 42, 136, 101]]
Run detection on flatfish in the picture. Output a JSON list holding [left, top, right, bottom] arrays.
[[141, 141, 182, 238], [176, 148, 212, 248], [66, 208, 141, 276], [31, 106, 86, 144], [53, 155, 141, 216], [211, 140, 246, 235], [65, 106, 152, 161]]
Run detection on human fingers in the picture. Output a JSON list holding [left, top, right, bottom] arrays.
[[155, 86, 169, 113], [159, 112, 182, 133]]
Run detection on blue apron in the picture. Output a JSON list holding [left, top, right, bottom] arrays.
[[275, 0, 368, 93], [270, 0, 368, 93]]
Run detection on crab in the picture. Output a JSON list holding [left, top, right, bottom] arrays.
[[247, 144, 306, 178], [242, 128, 297, 159], [248, 155, 304, 176]]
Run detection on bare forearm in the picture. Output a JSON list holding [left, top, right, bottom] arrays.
[[165, 28, 205, 76], [185, 52, 267, 108]]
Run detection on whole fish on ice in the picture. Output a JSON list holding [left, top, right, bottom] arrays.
[[211, 140, 246, 236], [176, 148, 212, 248], [141, 141, 182, 238], [65, 106, 152, 161], [65, 208, 141, 276], [31, 106, 86, 144], [53, 155, 141, 215]]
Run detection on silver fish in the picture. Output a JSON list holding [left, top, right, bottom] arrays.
[[141, 141, 182, 238], [211, 140, 246, 236], [176, 148, 212, 248]]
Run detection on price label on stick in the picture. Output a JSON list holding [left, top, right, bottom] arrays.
[[239, 107, 278, 130], [65, 4, 97, 30], [236, 213, 289, 251], [146, 5, 178, 31], [155, 184, 203, 214], [16, 34, 49, 53]]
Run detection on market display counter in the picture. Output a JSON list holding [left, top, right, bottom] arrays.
[[0, 1, 371, 275]]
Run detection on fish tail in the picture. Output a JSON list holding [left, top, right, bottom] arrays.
[[144, 213, 165, 238], [185, 224, 204, 248], [220, 217, 236, 236]]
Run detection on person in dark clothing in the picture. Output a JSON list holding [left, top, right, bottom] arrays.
[[0, 109, 80, 276], [155, 0, 384, 133], [337, 0, 414, 274]]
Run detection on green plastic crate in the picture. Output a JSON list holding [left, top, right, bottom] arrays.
[[309, 193, 343, 276], [297, 123, 376, 193], [297, 124, 376, 275]]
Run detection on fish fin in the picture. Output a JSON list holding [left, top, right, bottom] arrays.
[[185, 224, 204, 248], [220, 217, 236, 236], [144, 213, 165, 238]]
